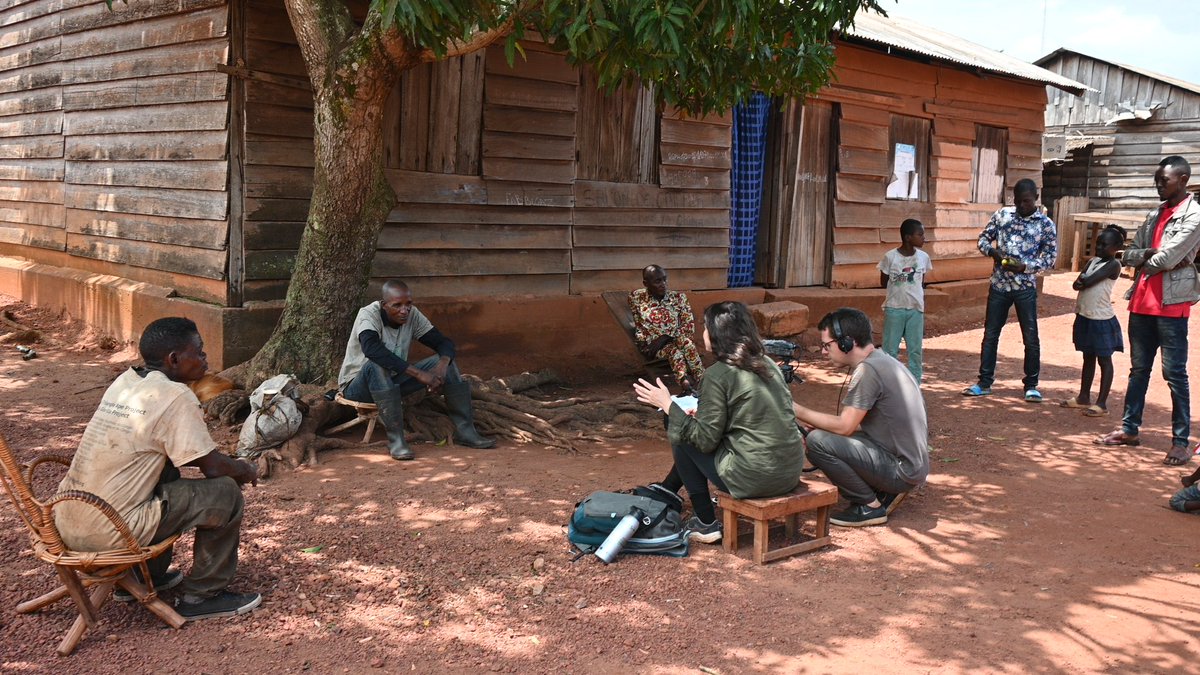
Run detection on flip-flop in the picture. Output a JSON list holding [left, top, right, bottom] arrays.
[[1059, 398, 1088, 409], [1163, 446, 1192, 466], [1083, 405, 1108, 417], [1094, 429, 1140, 446]]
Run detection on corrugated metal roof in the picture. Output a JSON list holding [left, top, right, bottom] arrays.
[[839, 11, 1088, 95], [1035, 48, 1200, 97]]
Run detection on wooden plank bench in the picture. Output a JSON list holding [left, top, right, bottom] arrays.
[[600, 290, 673, 381], [716, 480, 838, 564]]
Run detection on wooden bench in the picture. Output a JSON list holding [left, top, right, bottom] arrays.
[[716, 480, 838, 564], [325, 393, 379, 443], [600, 290, 673, 381]]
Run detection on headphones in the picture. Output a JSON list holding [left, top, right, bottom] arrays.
[[830, 314, 855, 354]]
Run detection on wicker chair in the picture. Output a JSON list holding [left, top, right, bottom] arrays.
[[0, 432, 186, 656]]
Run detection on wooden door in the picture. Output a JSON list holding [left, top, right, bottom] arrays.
[[756, 100, 835, 287]]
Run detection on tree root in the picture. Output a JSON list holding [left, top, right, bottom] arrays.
[[208, 368, 662, 477], [203, 389, 251, 426]]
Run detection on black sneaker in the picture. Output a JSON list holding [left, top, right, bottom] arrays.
[[684, 516, 722, 543], [876, 490, 908, 516], [175, 591, 262, 620], [114, 569, 183, 602], [830, 503, 888, 528]]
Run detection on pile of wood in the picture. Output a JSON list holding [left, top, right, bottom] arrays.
[[204, 369, 661, 479]]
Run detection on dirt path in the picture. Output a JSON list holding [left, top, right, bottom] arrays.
[[2, 272, 1199, 674]]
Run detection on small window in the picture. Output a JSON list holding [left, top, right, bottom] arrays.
[[886, 115, 930, 201], [387, 52, 484, 175], [971, 125, 1008, 203], [577, 69, 659, 183]]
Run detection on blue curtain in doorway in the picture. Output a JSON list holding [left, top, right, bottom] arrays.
[[728, 92, 771, 288]]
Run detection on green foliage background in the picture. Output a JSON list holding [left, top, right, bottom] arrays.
[[389, 0, 884, 114]]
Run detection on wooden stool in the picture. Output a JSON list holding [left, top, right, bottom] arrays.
[[325, 393, 379, 443], [716, 480, 838, 564]]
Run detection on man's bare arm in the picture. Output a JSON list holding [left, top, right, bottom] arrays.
[[187, 450, 258, 487], [793, 402, 869, 437]]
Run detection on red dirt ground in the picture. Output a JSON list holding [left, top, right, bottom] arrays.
[[2, 272, 1199, 674]]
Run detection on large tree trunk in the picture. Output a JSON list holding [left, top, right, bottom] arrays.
[[233, 2, 506, 390], [240, 93, 396, 385], [237, 4, 411, 387]]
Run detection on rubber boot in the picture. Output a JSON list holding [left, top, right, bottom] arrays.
[[443, 381, 496, 449], [370, 388, 414, 460]]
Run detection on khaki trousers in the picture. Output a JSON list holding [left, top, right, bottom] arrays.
[[147, 475, 244, 604]]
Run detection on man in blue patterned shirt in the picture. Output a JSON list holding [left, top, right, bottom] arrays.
[[963, 179, 1059, 401]]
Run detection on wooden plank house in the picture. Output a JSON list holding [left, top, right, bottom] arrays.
[[1037, 48, 1200, 217], [0, 3, 1083, 368], [755, 12, 1085, 290]]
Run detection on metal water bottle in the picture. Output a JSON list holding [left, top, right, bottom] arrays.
[[594, 506, 646, 564]]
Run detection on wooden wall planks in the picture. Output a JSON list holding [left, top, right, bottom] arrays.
[[1040, 52, 1200, 221], [373, 38, 730, 299], [797, 42, 1052, 288], [0, 8, 1063, 301], [0, 0, 234, 294], [0, 0, 64, 267], [1041, 51, 1200, 127]]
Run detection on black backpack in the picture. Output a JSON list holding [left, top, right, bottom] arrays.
[[567, 487, 689, 558]]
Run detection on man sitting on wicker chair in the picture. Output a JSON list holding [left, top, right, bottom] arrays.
[[54, 317, 261, 621]]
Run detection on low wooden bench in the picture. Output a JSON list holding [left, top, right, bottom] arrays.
[[716, 480, 838, 564], [325, 393, 379, 443]]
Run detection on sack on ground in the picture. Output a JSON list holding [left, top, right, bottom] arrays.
[[567, 489, 688, 558], [236, 374, 303, 457]]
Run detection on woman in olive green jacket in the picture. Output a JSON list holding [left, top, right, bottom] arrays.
[[634, 301, 805, 543]]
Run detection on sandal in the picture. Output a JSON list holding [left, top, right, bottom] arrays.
[[1163, 445, 1192, 466], [1082, 405, 1108, 417], [1059, 398, 1088, 409], [1094, 429, 1140, 446]]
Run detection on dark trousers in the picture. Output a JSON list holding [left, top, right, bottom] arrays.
[[670, 443, 729, 522], [147, 474, 244, 604], [976, 286, 1040, 389], [805, 430, 913, 505], [1121, 312, 1191, 447], [343, 357, 462, 402]]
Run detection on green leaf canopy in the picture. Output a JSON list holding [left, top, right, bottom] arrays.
[[383, 0, 884, 115]]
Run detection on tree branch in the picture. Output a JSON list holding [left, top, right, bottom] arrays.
[[354, 8, 420, 85], [284, 0, 358, 91], [377, 19, 414, 68], [420, 19, 515, 62]]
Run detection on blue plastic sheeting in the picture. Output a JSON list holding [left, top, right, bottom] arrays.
[[728, 93, 771, 288]]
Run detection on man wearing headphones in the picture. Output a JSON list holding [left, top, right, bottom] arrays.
[[793, 308, 930, 527]]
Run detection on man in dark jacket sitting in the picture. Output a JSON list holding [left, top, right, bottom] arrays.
[[338, 279, 495, 460]]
